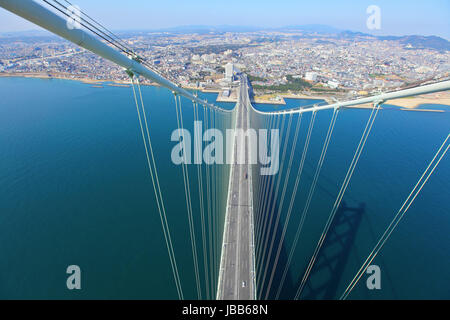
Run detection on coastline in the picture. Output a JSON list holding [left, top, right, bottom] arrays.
[[0, 72, 332, 105], [0, 72, 159, 87], [1, 72, 449, 111]]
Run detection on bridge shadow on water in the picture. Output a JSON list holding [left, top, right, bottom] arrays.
[[297, 201, 365, 300], [256, 196, 365, 300]]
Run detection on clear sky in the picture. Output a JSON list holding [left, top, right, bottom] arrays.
[[1, 0, 449, 39]]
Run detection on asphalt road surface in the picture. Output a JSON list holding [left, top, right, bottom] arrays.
[[217, 76, 255, 300]]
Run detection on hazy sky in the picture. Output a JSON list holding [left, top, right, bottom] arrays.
[[1, 0, 449, 39]]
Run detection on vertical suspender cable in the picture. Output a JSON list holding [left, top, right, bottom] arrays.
[[194, 102, 210, 299], [259, 114, 293, 290], [130, 76, 183, 299], [295, 102, 381, 300], [255, 114, 279, 289], [263, 111, 304, 299], [340, 133, 449, 300], [256, 114, 282, 263], [203, 105, 214, 296], [272, 108, 338, 299], [255, 114, 273, 253], [255, 114, 272, 230], [274, 110, 317, 299], [174, 94, 202, 299]]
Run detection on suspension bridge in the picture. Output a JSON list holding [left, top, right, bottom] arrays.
[[217, 75, 256, 300], [1, 0, 449, 300]]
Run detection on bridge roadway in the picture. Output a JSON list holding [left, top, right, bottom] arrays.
[[217, 76, 256, 300]]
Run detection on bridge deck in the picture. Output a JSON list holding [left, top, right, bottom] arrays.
[[217, 77, 256, 300]]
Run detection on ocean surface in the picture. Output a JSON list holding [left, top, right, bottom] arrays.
[[0, 77, 449, 299]]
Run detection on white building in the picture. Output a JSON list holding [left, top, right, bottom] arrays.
[[225, 63, 235, 82], [327, 80, 340, 89], [305, 72, 318, 82]]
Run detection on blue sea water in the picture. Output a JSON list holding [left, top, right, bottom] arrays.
[[252, 98, 450, 299], [0, 77, 448, 299]]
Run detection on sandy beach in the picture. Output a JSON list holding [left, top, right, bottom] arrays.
[[1, 72, 105, 84], [384, 92, 450, 108], [347, 91, 450, 111]]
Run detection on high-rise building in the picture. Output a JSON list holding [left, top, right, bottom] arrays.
[[225, 63, 235, 82]]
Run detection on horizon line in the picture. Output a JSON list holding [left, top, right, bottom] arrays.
[[1, 24, 449, 41]]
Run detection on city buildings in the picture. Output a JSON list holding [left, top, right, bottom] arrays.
[[1, 30, 448, 96]]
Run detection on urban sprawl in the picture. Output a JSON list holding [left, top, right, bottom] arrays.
[[1, 30, 449, 101]]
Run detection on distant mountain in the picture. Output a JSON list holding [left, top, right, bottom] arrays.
[[150, 24, 342, 35], [378, 35, 450, 51], [0, 29, 60, 44], [280, 24, 342, 34], [338, 30, 373, 38], [338, 31, 450, 51], [152, 25, 262, 34], [0, 30, 55, 38], [151, 25, 449, 51], [2, 25, 449, 52]]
